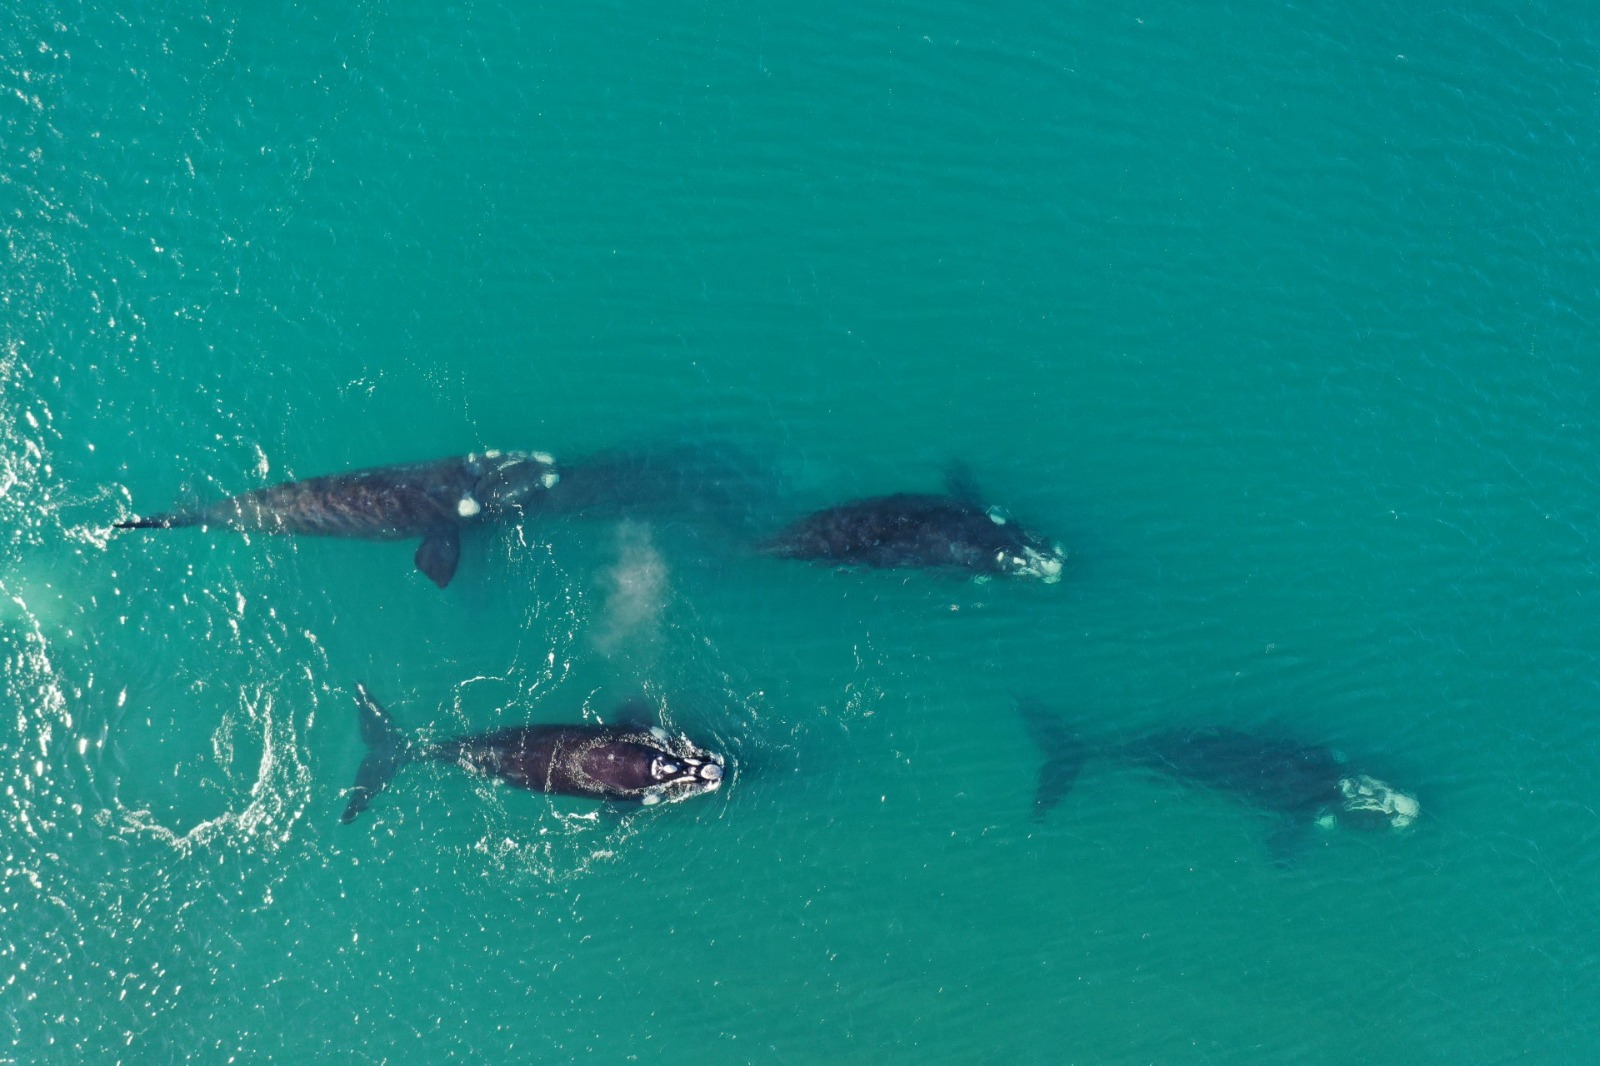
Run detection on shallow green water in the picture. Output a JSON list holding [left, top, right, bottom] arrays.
[[4, 2, 1598, 1062]]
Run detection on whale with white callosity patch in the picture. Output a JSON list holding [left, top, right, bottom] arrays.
[[115, 450, 561, 587], [1019, 699, 1419, 863], [340, 686, 726, 822], [758, 466, 1066, 581]]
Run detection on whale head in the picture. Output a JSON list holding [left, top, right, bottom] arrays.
[[638, 738, 725, 806], [471, 451, 561, 510], [977, 504, 1066, 583], [990, 522, 1067, 583], [1001, 542, 1067, 583], [1333, 774, 1420, 830]]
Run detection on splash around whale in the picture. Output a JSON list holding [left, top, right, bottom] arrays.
[[341, 685, 726, 823], [115, 450, 560, 587]]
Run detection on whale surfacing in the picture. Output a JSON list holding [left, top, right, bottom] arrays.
[[760, 492, 1065, 582], [1019, 700, 1418, 860], [116, 450, 560, 586], [342, 686, 725, 823]]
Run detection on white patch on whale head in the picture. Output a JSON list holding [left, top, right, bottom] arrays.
[[532, 451, 555, 466], [1338, 774, 1420, 829], [1032, 547, 1065, 583], [541, 471, 560, 489], [987, 506, 1008, 526], [1001, 545, 1065, 583], [456, 495, 482, 518], [483, 449, 503, 459], [641, 792, 662, 806], [650, 726, 669, 742], [1388, 791, 1421, 827]]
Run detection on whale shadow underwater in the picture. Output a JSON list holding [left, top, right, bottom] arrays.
[[342, 685, 726, 823], [757, 467, 1066, 582], [1019, 699, 1419, 863], [116, 450, 561, 587], [524, 442, 782, 536]]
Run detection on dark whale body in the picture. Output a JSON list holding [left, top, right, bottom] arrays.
[[759, 493, 1065, 581], [1021, 701, 1418, 859], [342, 685, 724, 823], [115, 450, 559, 586]]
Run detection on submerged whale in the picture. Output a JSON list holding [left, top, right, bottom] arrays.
[[1020, 700, 1418, 858], [525, 443, 779, 535], [758, 471, 1065, 582], [341, 685, 725, 822], [115, 450, 560, 587]]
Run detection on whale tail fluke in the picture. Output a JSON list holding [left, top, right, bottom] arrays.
[[342, 684, 414, 823], [1018, 698, 1087, 819]]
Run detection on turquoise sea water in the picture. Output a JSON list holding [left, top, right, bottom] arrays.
[[4, 2, 1598, 1062]]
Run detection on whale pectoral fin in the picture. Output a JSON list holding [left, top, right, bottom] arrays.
[[943, 461, 983, 506], [414, 525, 462, 587]]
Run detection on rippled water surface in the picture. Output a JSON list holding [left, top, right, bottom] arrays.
[[4, 3, 1598, 1062]]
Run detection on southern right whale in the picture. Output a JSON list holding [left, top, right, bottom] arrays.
[[342, 685, 725, 822], [758, 469, 1065, 582], [115, 450, 560, 587], [1020, 700, 1418, 858]]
